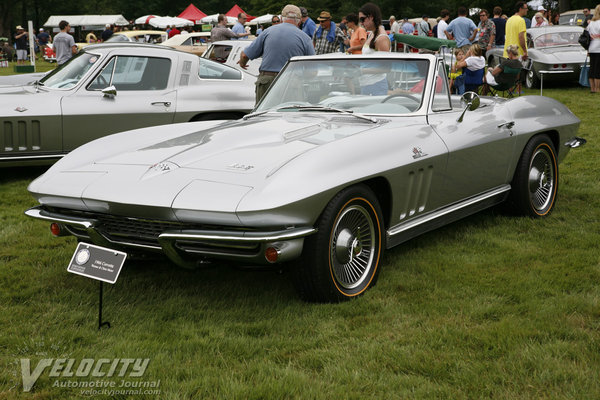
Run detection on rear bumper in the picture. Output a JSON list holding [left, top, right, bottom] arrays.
[[25, 206, 316, 267]]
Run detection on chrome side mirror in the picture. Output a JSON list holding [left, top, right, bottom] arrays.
[[457, 92, 480, 122], [101, 86, 117, 98]]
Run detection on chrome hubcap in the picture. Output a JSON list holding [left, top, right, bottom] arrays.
[[330, 205, 376, 289], [528, 148, 555, 211]]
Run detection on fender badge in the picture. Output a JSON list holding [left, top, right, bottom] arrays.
[[15, 107, 27, 112], [141, 161, 179, 180], [412, 147, 427, 159], [228, 163, 254, 171]]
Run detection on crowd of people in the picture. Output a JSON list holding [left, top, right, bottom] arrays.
[[3, 2, 599, 94]]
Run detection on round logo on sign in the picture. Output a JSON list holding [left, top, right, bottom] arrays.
[[75, 248, 90, 265]]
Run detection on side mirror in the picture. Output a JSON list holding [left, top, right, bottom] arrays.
[[457, 91, 480, 122], [101, 86, 117, 98]]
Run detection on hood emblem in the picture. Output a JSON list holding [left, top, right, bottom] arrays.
[[141, 161, 179, 180], [15, 107, 27, 112], [228, 163, 254, 171], [412, 147, 427, 159]]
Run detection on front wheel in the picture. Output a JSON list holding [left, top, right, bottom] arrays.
[[508, 134, 558, 217], [292, 185, 385, 302]]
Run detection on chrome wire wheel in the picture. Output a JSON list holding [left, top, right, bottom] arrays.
[[330, 204, 376, 290], [528, 147, 555, 212]]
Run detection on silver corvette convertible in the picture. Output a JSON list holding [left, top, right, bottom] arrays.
[[26, 52, 585, 302], [1, 43, 255, 167]]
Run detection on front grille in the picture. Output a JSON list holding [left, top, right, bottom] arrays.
[[48, 207, 230, 247]]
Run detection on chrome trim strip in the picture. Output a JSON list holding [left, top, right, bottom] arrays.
[[0, 154, 65, 161], [158, 227, 317, 243], [387, 185, 511, 237], [25, 206, 97, 229]]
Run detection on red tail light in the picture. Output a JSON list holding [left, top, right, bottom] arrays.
[[50, 223, 61, 236]]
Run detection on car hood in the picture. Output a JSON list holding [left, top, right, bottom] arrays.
[[30, 114, 388, 217], [94, 113, 384, 178]]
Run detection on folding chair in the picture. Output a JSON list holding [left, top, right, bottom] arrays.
[[464, 68, 484, 94], [486, 65, 522, 98]]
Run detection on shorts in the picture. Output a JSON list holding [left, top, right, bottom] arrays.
[[16, 49, 27, 60], [590, 53, 600, 79]]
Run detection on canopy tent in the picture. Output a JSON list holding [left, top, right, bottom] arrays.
[[393, 33, 456, 51], [149, 16, 194, 28], [245, 14, 276, 25], [199, 14, 237, 25], [134, 15, 159, 25], [178, 4, 207, 24], [226, 5, 255, 21], [43, 15, 129, 27]]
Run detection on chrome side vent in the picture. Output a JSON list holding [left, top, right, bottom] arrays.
[[2, 120, 42, 152], [398, 166, 434, 220]]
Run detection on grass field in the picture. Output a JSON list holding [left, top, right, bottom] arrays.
[[0, 74, 599, 398]]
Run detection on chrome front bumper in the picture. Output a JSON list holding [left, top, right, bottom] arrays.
[[25, 206, 316, 267]]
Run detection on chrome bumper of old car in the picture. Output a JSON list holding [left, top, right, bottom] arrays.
[[25, 206, 316, 267]]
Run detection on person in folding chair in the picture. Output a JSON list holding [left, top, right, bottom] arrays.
[[451, 44, 485, 94], [483, 44, 523, 97]]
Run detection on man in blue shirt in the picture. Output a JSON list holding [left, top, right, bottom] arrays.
[[401, 18, 414, 34], [239, 4, 315, 103], [231, 13, 250, 40], [445, 6, 478, 49], [300, 7, 316, 38]]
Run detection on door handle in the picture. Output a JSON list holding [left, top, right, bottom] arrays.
[[497, 121, 515, 129], [151, 101, 171, 107]]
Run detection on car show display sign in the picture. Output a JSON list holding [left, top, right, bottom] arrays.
[[67, 242, 127, 284]]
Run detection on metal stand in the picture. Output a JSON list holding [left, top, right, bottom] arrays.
[[98, 281, 111, 330]]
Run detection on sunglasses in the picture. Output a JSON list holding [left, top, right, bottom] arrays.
[[272, 19, 280, 23], [359, 16, 367, 23]]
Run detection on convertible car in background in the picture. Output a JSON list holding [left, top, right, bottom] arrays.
[[202, 40, 261, 76], [26, 53, 585, 302], [1, 43, 255, 167], [487, 26, 587, 88], [161, 32, 211, 56]]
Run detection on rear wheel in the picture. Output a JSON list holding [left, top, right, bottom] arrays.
[[508, 134, 558, 217], [292, 184, 384, 302], [525, 67, 539, 89]]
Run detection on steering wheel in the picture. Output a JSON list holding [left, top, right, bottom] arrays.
[[381, 93, 420, 104]]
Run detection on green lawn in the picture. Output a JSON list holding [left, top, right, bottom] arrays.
[[0, 84, 598, 399], [0, 60, 57, 75]]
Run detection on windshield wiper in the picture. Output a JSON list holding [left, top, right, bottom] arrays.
[[277, 105, 378, 123]]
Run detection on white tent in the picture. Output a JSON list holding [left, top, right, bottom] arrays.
[[43, 15, 129, 27], [199, 14, 237, 25], [148, 16, 194, 29], [135, 15, 160, 25], [245, 14, 277, 25]]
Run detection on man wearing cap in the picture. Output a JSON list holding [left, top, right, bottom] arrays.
[[101, 24, 113, 41], [53, 20, 77, 65], [313, 11, 346, 54], [504, 1, 528, 60], [417, 15, 430, 36], [239, 4, 315, 103], [231, 13, 250, 40], [37, 28, 51, 57], [14, 26, 28, 65], [300, 7, 317, 38]]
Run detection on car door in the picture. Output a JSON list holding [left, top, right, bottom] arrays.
[[60, 54, 177, 152], [427, 60, 516, 204]]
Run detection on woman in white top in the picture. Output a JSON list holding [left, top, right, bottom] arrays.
[[532, 12, 549, 27], [451, 44, 486, 94], [359, 2, 390, 53], [357, 2, 390, 95], [587, 4, 600, 93]]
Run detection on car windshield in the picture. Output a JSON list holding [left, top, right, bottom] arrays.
[[533, 31, 581, 47], [255, 58, 429, 115], [39, 52, 100, 89]]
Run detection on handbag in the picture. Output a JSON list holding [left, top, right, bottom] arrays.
[[578, 30, 590, 50], [579, 56, 590, 87]]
